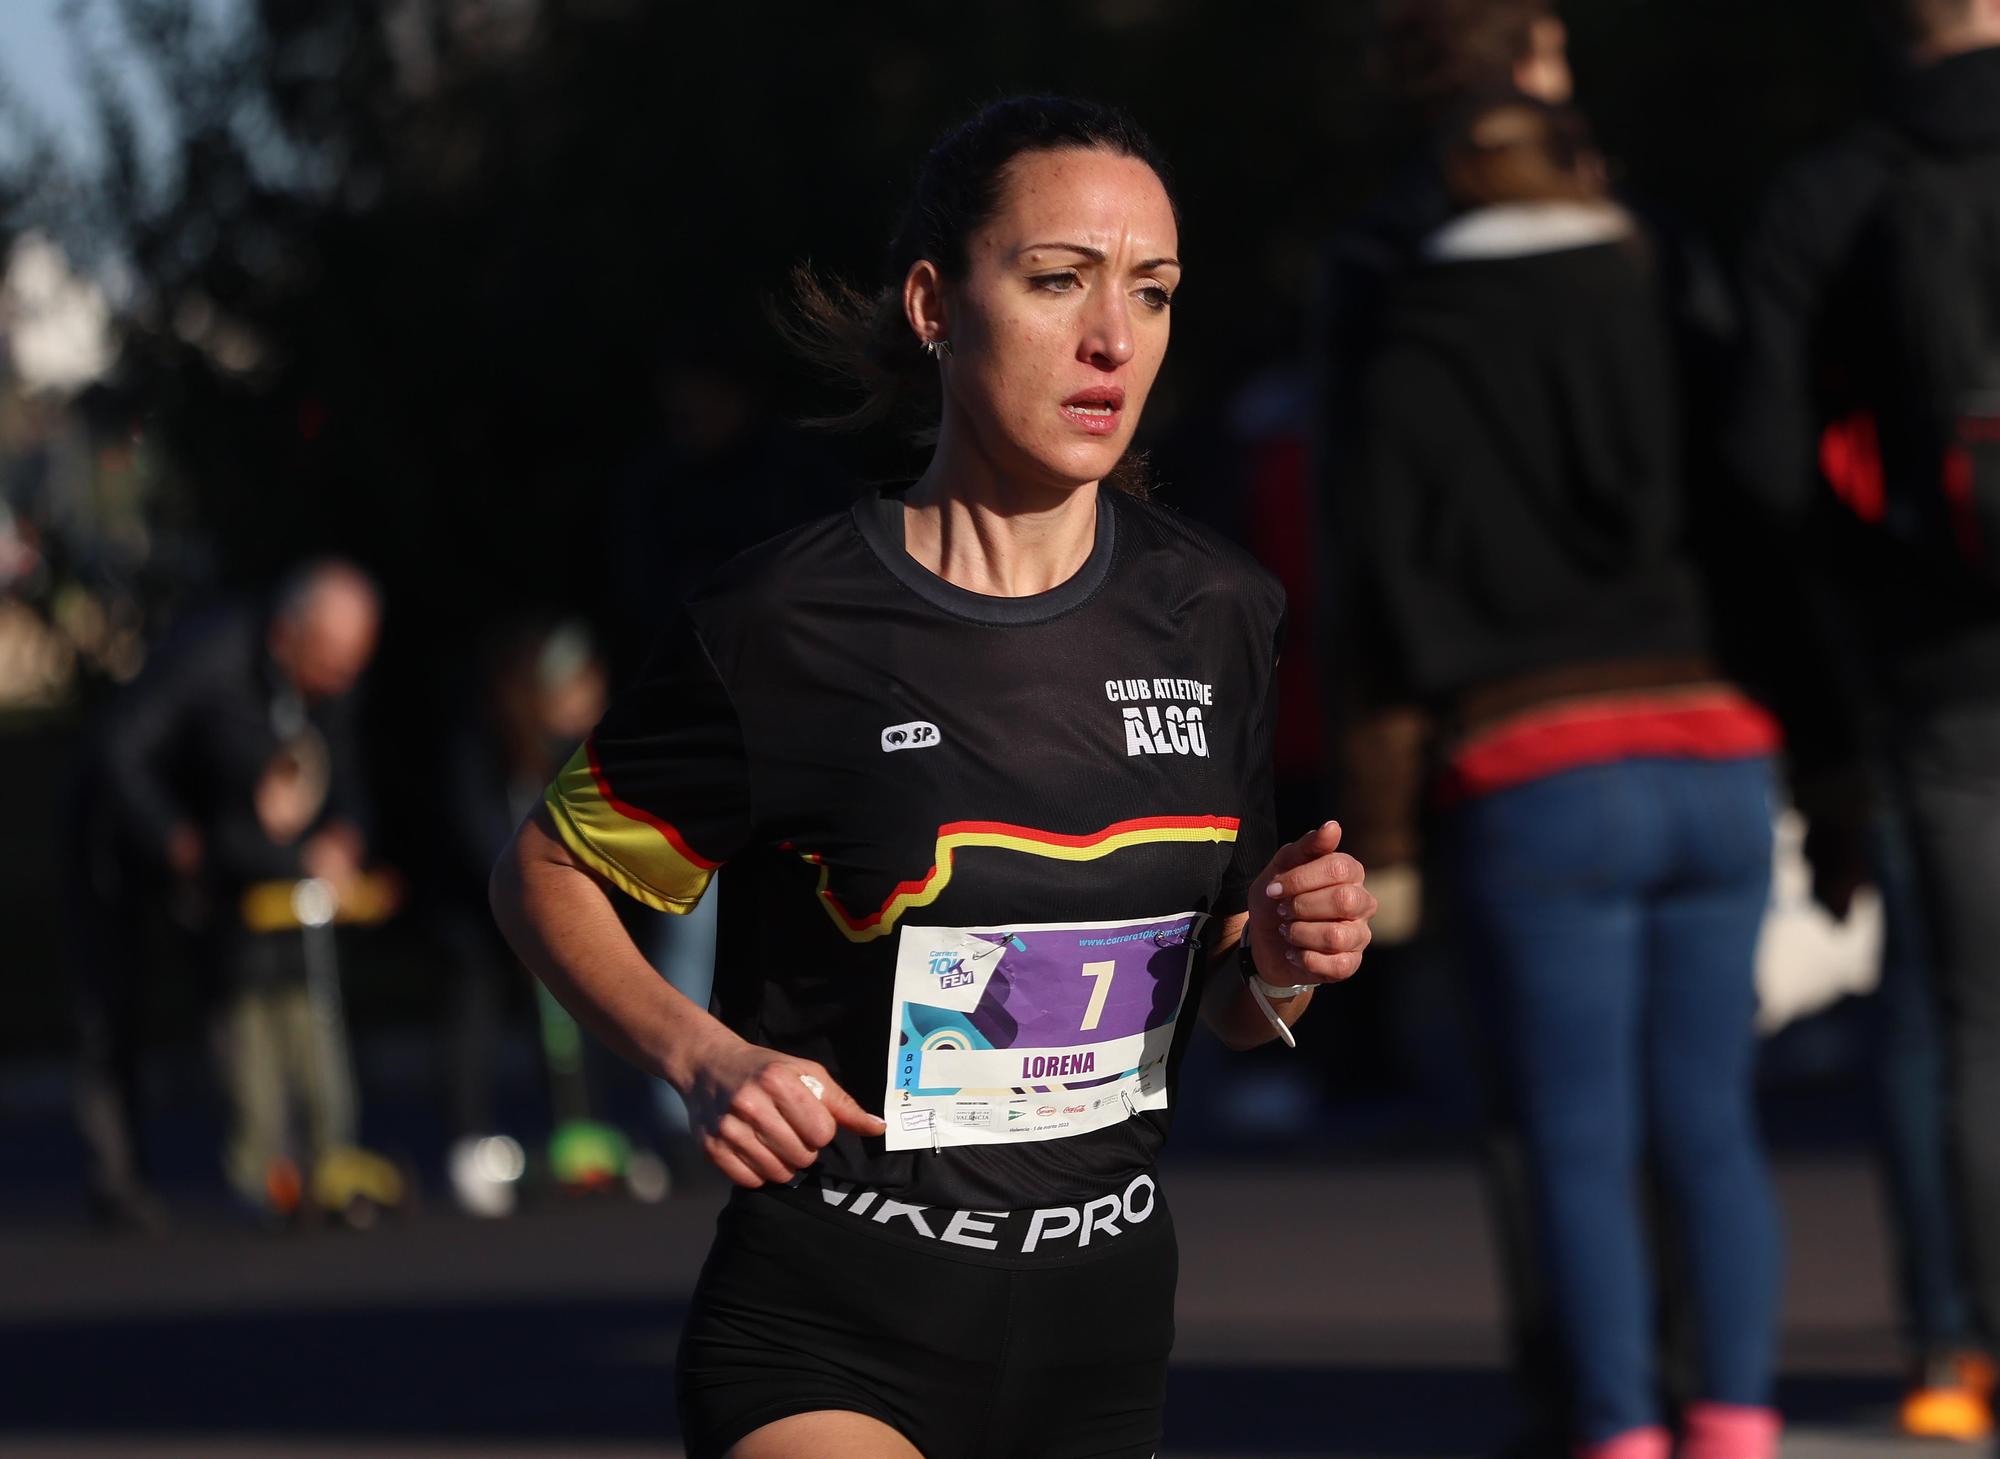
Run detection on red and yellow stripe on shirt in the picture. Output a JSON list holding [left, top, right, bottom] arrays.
[[549, 735, 1242, 938], [544, 739, 721, 914], [801, 814, 1241, 944]]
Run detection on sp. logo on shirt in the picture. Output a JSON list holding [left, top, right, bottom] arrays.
[[882, 720, 942, 752]]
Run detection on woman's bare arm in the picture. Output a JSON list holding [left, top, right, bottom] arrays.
[[489, 805, 730, 1086], [489, 805, 883, 1185]]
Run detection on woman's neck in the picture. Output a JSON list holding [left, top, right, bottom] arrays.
[[902, 433, 1100, 599]]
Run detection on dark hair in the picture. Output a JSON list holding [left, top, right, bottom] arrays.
[[1879, 0, 1976, 43], [1439, 94, 1604, 208], [1378, 0, 1554, 116], [783, 95, 1176, 494]]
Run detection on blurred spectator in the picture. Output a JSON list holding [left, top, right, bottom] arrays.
[[1324, 1, 1741, 934], [1322, 10, 1743, 1453], [1317, 0, 1573, 466], [70, 559, 381, 1219], [1862, 782, 1983, 1436], [1730, 0, 2000, 1436], [434, 617, 611, 1207], [1349, 99, 1784, 1459]]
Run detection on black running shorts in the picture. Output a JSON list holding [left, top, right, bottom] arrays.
[[676, 1170, 1177, 1459]]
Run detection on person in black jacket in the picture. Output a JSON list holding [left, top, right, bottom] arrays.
[[72, 559, 380, 1216], [1731, 0, 2000, 1437], [1356, 99, 1785, 1459], [1322, 18, 1739, 1456]]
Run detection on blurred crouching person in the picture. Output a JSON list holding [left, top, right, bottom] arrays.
[[77, 559, 381, 1216], [1348, 100, 1785, 1459]]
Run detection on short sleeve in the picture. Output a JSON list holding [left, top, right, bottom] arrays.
[[544, 611, 752, 913], [1215, 610, 1284, 920]]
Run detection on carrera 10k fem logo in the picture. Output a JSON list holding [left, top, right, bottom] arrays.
[[926, 948, 975, 991], [1105, 676, 1212, 758]]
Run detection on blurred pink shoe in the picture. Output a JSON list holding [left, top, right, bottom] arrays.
[[1681, 1402, 1782, 1459], [1575, 1427, 1670, 1459]]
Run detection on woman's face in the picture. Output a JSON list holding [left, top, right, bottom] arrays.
[[930, 147, 1179, 493]]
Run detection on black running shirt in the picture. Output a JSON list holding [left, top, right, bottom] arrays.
[[546, 487, 1283, 1210]]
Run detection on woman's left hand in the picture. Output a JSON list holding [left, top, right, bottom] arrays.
[[1249, 821, 1377, 987]]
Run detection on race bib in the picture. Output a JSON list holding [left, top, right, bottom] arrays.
[[884, 911, 1206, 1151]]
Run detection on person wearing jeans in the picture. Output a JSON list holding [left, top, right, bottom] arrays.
[[1896, 702, 2000, 1371], [1730, 4, 2000, 1428], [1345, 97, 1787, 1457], [1449, 756, 1781, 1454]]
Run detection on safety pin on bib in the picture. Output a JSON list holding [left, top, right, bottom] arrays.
[[971, 933, 1027, 961]]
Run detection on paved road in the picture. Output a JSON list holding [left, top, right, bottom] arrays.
[[0, 1153, 1931, 1458]]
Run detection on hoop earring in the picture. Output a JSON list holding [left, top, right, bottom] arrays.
[[922, 338, 952, 361]]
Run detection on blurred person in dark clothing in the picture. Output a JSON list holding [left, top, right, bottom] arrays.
[[1731, 0, 2000, 1436], [1323, 11, 1736, 1456], [69, 559, 381, 1218], [1326, 0, 1740, 969], [1326, 2, 1737, 753], [439, 619, 609, 1129], [1320, 0, 1575, 506], [1352, 100, 1785, 1459], [433, 616, 613, 1208], [102, 561, 378, 896]]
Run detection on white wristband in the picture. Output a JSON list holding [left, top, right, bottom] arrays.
[[1244, 976, 1299, 1050], [1250, 974, 1313, 1000], [1235, 941, 1305, 1049], [1236, 937, 1312, 1000]]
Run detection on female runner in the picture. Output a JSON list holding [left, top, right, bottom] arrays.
[[490, 95, 1377, 1459]]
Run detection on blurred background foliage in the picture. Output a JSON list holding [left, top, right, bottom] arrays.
[[6, 0, 1882, 595]]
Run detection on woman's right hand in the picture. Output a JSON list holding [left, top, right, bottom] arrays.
[[683, 1034, 887, 1188]]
